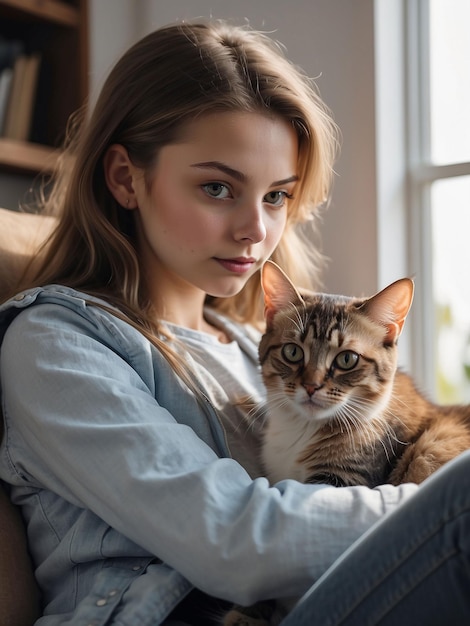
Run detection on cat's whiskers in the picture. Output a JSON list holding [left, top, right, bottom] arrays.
[[377, 394, 413, 444], [374, 410, 407, 443], [373, 419, 398, 463], [370, 413, 407, 463], [344, 405, 379, 454], [333, 406, 361, 454], [336, 395, 371, 424], [265, 391, 327, 447], [266, 394, 302, 423], [384, 394, 415, 428], [236, 402, 266, 435], [335, 396, 392, 454], [342, 397, 408, 463]]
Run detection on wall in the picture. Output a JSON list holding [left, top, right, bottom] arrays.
[[89, 0, 380, 297]]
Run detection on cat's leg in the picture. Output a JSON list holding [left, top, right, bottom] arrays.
[[389, 419, 470, 484]]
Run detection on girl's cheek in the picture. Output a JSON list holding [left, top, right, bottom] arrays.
[[270, 212, 287, 241]]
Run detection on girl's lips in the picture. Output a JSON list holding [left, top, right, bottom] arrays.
[[214, 257, 256, 274]]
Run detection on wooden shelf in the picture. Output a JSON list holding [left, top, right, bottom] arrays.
[[0, 0, 79, 26], [0, 0, 88, 177], [0, 138, 57, 173]]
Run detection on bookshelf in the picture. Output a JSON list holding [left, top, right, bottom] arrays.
[[0, 0, 88, 174]]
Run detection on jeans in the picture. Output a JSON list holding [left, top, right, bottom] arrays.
[[281, 449, 470, 625]]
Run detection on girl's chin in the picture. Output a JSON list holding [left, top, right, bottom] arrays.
[[205, 278, 250, 299]]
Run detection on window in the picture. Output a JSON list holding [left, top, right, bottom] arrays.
[[407, 0, 470, 402]]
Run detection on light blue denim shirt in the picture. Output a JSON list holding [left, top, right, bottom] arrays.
[[0, 285, 418, 625]]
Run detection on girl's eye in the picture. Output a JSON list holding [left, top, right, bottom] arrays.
[[202, 183, 231, 199], [282, 343, 304, 364], [264, 190, 292, 207], [334, 351, 359, 371]]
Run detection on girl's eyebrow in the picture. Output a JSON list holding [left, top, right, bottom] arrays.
[[191, 161, 299, 187]]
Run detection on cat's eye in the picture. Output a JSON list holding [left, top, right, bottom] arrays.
[[282, 343, 304, 363], [334, 351, 359, 371]]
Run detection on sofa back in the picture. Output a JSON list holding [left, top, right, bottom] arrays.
[[0, 208, 55, 623]]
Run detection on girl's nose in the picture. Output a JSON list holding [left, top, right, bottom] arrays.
[[233, 203, 267, 244]]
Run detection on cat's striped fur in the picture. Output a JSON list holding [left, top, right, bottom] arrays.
[[259, 260, 470, 488]]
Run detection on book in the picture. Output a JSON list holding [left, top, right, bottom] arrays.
[[0, 37, 24, 136], [3, 53, 41, 141], [3, 54, 28, 138], [14, 52, 41, 141], [0, 67, 13, 134]]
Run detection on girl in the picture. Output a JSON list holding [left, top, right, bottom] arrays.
[[0, 20, 469, 625]]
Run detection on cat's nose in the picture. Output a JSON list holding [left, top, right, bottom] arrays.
[[302, 382, 323, 396]]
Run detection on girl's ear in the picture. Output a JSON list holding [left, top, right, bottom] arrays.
[[103, 144, 138, 209]]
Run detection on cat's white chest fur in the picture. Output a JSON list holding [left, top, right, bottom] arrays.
[[262, 408, 323, 484]]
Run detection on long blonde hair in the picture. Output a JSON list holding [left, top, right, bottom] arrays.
[[29, 20, 338, 343]]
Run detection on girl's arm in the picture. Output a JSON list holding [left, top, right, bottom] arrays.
[[0, 300, 418, 606]]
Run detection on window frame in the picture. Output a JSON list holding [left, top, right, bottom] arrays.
[[405, 0, 470, 398]]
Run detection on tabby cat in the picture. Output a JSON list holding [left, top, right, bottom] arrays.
[[259, 260, 470, 487], [222, 260, 470, 626]]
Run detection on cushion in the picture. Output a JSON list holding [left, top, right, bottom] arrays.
[[0, 207, 55, 302], [0, 208, 55, 623], [0, 480, 41, 625]]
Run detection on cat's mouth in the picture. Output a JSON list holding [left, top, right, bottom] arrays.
[[304, 395, 326, 408], [299, 395, 337, 420]]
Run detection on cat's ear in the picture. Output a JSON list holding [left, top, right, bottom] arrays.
[[261, 261, 303, 328], [359, 278, 414, 345]]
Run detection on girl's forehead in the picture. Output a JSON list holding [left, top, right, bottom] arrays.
[[176, 110, 292, 142], [162, 110, 299, 177]]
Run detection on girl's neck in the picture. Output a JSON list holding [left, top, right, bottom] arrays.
[[164, 310, 230, 344], [147, 281, 230, 343]]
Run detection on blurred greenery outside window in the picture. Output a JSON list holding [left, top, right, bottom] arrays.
[[408, 0, 470, 403]]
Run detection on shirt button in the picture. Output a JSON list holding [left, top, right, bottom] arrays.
[[132, 565, 142, 571], [13, 294, 25, 301], [96, 598, 107, 607], [108, 589, 118, 597]]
